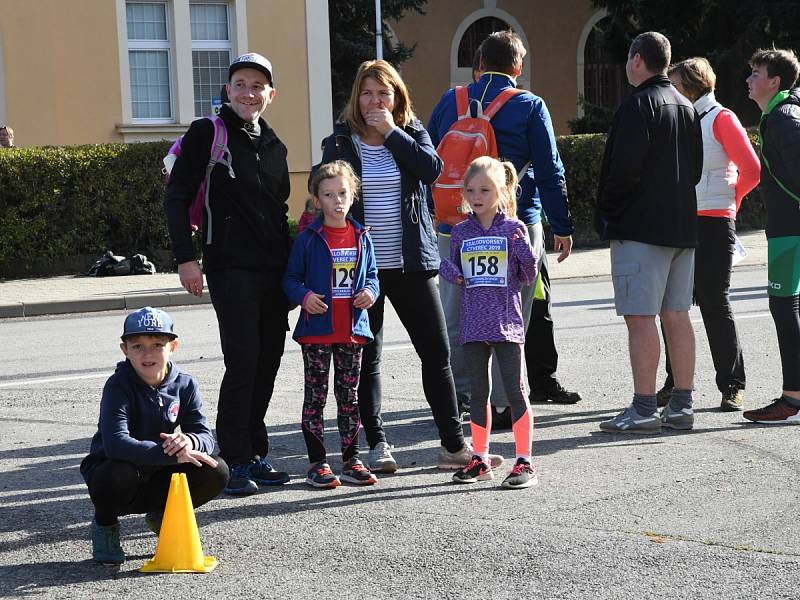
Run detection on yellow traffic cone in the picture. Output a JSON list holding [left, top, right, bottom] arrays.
[[140, 472, 218, 573]]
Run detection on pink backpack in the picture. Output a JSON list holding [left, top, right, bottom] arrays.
[[162, 115, 234, 244]]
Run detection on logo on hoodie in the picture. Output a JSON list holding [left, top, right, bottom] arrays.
[[167, 400, 180, 423]]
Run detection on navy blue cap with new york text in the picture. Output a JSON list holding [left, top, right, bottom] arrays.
[[121, 307, 178, 340]]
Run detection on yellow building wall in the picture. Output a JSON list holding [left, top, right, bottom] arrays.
[[246, 0, 313, 218], [1, 0, 124, 146], [390, 0, 596, 135], [0, 0, 316, 217]]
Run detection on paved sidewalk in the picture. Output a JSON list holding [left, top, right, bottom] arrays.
[[0, 229, 768, 318]]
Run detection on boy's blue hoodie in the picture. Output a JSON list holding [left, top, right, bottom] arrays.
[[283, 216, 379, 341], [80, 359, 215, 482]]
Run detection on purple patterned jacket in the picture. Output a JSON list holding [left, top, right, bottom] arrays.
[[439, 212, 537, 345]]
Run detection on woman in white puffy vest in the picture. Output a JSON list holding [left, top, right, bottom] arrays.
[[657, 57, 761, 412]]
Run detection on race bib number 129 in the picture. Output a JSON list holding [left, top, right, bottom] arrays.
[[331, 247, 357, 298], [460, 236, 508, 288]]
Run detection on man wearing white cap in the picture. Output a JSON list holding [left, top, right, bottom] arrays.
[[165, 52, 292, 496]]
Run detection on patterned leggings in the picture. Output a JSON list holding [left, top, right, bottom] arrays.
[[301, 343, 363, 464]]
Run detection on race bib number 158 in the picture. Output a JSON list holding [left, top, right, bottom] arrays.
[[460, 236, 508, 288]]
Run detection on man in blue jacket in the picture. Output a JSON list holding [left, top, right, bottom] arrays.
[[428, 30, 580, 423], [80, 307, 228, 564]]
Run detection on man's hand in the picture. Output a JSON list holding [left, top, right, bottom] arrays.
[[160, 431, 192, 457], [553, 235, 573, 263], [178, 261, 204, 297], [353, 289, 375, 309], [303, 293, 328, 314]]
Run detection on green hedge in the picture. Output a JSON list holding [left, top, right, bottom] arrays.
[[558, 133, 766, 247], [0, 134, 767, 278]]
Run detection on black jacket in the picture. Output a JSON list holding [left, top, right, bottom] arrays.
[[595, 74, 703, 247], [164, 104, 291, 273], [758, 88, 800, 239], [320, 119, 443, 272]]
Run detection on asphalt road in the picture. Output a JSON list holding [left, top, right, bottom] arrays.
[[1, 267, 798, 599]]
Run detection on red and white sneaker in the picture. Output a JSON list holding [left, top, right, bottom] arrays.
[[341, 458, 378, 485], [743, 398, 800, 424]]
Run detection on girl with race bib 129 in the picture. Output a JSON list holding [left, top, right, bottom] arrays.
[[283, 161, 380, 489], [439, 156, 539, 489]]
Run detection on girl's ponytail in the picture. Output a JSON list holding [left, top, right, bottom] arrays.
[[500, 161, 518, 219]]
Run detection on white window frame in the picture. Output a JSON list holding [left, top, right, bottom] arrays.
[[116, 0, 248, 141], [126, 0, 176, 124], [190, 0, 233, 118]]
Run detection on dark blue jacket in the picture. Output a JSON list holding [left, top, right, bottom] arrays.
[[283, 216, 379, 341], [428, 72, 573, 235], [80, 360, 215, 482], [320, 119, 442, 272]]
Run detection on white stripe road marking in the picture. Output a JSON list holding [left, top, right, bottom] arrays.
[[0, 343, 418, 388]]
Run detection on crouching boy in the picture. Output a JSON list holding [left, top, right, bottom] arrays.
[[80, 307, 229, 564]]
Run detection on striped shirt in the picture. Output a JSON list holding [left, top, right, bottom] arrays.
[[359, 141, 403, 269]]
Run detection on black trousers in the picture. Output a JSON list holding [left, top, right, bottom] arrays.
[[358, 269, 465, 452], [87, 459, 229, 526], [665, 217, 745, 391], [770, 294, 800, 391], [524, 244, 560, 392], [206, 268, 289, 465]]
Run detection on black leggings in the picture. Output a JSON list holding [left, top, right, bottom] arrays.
[[87, 459, 229, 526], [770, 294, 800, 391], [357, 269, 465, 452]]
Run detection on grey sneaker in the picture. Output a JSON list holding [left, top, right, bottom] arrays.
[[437, 443, 504, 470], [599, 404, 661, 434], [368, 442, 397, 474], [661, 404, 694, 430]]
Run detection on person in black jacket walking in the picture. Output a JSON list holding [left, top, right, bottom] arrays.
[[742, 48, 800, 424], [165, 53, 292, 496], [595, 32, 703, 434]]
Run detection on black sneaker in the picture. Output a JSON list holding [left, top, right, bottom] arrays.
[[530, 382, 581, 404], [656, 383, 674, 408], [249, 456, 290, 486], [224, 463, 259, 496], [501, 458, 538, 489], [452, 455, 494, 484]]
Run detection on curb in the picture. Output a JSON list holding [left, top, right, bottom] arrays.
[[0, 290, 211, 319]]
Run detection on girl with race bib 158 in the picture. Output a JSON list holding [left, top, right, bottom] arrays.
[[439, 156, 539, 489]]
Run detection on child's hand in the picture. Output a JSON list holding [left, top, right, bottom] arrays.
[[160, 432, 193, 456], [303, 292, 328, 314], [353, 289, 375, 309], [512, 227, 527, 241], [456, 275, 465, 285], [175, 448, 218, 468]]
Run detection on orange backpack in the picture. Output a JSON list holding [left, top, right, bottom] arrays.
[[432, 86, 524, 226]]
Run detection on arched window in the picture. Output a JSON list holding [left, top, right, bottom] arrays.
[[457, 16, 510, 68], [450, 10, 530, 89], [583, 16, 628, 110]]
